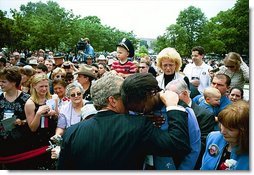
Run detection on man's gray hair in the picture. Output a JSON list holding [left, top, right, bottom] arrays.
[[165, 78, 190, 94], [91, 72, 124, 110]]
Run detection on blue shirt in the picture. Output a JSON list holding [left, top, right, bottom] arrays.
[[199, 101, 220, 116], [193, 95, 231, 113], [153, 106, 201, 170]]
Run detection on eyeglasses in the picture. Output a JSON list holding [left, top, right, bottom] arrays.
[[56, 75, 65, 79], [70, 92, 82, 97], [162, 64, 175, 68]]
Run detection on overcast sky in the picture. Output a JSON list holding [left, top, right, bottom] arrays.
[[0, 0, 245, 39]]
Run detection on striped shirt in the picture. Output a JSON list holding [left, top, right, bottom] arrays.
[[111, 60, 137, 74]]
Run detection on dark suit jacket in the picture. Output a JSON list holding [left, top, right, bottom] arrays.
[[57, 109, 190, 170], [190, 102, 216, 145]]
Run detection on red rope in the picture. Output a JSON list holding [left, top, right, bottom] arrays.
[[0, 146, 48, 164]]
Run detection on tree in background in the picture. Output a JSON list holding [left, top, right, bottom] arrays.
[[0, 1, 138, 53], [154, 0, 248, 57], [0, 0, 248, 57]]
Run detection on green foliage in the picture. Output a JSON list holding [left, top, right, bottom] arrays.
[[0, 1, 138, 53], [153, 0, 248, 57], [136, 45, 149, 57], [0, 0, 248, 57], [0, 10, 13, 48]]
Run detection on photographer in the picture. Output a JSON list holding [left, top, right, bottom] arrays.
[[76, 38, 95, 63]]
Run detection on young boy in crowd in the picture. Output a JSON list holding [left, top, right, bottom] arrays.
[[198, 87, 221, 116], [111, 38, 137, 78]]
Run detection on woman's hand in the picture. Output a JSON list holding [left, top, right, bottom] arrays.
[[37, 105, 50, 116]]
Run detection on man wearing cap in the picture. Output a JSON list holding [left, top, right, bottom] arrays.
[[9, 52, 20, 66], [54, 52, 65, 67], [28, 58, 38, 69], [111, 38, 137, 78], [97, 55, 108, 65], [86, 55, 93, 65], [74, 64, 96, 101]]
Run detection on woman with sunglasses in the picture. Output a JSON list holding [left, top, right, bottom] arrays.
[[138, 61, 150, 74], [53, 82, 85, 137], [51, 82, 85, 160], [51, 67, 66, 80], [216, 52, 249, 89]]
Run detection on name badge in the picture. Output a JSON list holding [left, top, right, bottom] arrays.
[[3, 109, 14, 120]]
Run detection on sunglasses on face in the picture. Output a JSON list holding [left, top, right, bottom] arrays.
[[138, 66, 146, 69], [56, 75, 65, 79], [70, 92, 82, 97]]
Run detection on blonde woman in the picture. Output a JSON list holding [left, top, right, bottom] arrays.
[[51, 67, 66, 80], [24, 73, 58, 169], [156, 47, 184, 89], [156, 47, 200, 98], [217, 52, 249, 89]]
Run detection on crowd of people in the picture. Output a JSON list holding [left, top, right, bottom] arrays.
[[0, 38, 249, 170]]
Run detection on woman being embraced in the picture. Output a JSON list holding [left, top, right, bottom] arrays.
[[201, 100, 249, 170]]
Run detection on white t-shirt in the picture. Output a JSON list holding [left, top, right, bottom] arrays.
[[183, 62, 212, 93]]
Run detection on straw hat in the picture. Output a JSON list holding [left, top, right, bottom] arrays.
[[74, 64, 96, 79]]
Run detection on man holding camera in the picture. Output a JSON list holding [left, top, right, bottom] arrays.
[[183, 46, 212, 94], [76, 38, 95, 64]]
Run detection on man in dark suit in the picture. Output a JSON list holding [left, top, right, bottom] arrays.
[[57, 73, 190, 170], [165, 78, 216, 170]]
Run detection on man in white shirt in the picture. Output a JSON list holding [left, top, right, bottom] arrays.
[[183, 46, 212, 93]]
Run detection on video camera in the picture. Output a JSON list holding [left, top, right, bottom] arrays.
[[76, 39, 87, 51]]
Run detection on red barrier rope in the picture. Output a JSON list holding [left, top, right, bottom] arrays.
[[0, 146, 48, 164]]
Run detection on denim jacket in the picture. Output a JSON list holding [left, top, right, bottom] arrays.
[[201, 131, 249, 170]]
